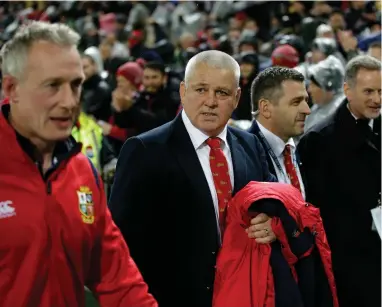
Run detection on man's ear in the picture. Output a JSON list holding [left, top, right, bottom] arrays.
[[343, 82, 352, 101], [234, 87, 241, 109], [2, 75, 19, 103], [258, 98, 272, 119], [179, 81, 186, 106]]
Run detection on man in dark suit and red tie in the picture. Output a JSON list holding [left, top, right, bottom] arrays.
[[247, 67, 311, 199], [109, 50, 277, 307]]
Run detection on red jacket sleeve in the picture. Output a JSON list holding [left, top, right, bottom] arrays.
[[86, 177, 157, 307]]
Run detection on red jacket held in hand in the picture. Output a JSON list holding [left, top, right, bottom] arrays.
[[213, 181, 338, 307]]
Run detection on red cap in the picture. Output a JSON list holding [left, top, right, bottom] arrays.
[[271, 45, 299, 68], [116, 62, 143, 89]]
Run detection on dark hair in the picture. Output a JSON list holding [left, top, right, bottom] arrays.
[[144, 61, 166, 75], [250, 66, 304, 112], [369, 41, 381, 49]]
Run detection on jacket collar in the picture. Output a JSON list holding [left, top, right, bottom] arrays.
[[181, 110, 228, 150], [0, 103, 81, 165], [332, 99, 380, 153]]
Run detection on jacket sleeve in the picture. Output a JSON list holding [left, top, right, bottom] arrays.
[[86, 172, 157, 307]]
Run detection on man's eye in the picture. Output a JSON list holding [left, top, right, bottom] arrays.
[[48, 83, 59, 88], [196, 88, 205, 93], [217, 90, 228, 96]]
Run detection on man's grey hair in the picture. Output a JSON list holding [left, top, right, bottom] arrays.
[[345, 54, 381, 87], [0, 21, 80, 79], [184, 50, 240, 87]]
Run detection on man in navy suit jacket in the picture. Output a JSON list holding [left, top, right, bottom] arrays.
[[247, 67, 311, 198], [109, 50, 276, 307]]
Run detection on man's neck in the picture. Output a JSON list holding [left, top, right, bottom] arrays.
[[257, 116, 289, 143], [347, 102, 365, 119], [9, 113, 55, 173]]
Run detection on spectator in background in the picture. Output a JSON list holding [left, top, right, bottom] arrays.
[[102, 61, 144, 142], [328, 8, 346, 33], [304, 55, 345, 132], [368, 41, 381, 60], [81, 48, 112, 122], [316, 24, 335, 39], [232, 51, 259, 121], [114, 61, 179, 135]]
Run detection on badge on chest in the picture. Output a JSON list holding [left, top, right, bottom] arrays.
[[77, 186, 95, 224]]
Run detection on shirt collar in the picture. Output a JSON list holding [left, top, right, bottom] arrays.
[[347, 103, 374, 129], [257, 120, 295, 157], [181, 110, 228, 150]]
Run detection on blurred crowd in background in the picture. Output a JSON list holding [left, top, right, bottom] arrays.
[[0, 0, 380, 189]]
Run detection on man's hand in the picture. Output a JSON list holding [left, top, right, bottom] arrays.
[[337, 30, 358, 52], [112, 89, 134, 112], [246, 213, 276, 244]]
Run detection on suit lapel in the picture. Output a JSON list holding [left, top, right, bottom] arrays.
[[169, 114, 215, 210], [227, 128, 248, 195], [248, 120, 277, 176]]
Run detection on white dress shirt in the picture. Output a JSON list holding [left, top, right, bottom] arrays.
[[182, 111, 234, 232], [257, 121, 306, 200]]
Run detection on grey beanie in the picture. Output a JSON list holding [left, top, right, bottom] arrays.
[[84, 46, 104, 74], [308, 55, 345, 92]]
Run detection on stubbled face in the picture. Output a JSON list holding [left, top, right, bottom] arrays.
[[265, 80, 310, 139], [345, 68, 381, 119], [180, 63, 241, 136], [142, 68, 166, 93], [3, 41, 84, 142]]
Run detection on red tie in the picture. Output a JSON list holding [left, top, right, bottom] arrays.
[[283, 144, 301, 193], [206, 137, 233, 231]]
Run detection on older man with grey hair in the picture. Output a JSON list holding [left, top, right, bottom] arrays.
[[298, 55, 381, 307], [109, 50, 276, 307], [0, 21, 157, 307]]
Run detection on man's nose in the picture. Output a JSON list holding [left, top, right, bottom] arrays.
[[301, 100, 311, 115], [371, 91, 381, 105], [204, 90, 218, 107], [60, 83, 78, 108]]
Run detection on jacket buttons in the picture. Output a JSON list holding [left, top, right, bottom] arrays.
[[207, 286, 211, 290], [212, 251, 215, 255]]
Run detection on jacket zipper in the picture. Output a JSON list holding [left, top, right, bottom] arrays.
[[46, 181, 52, 195]]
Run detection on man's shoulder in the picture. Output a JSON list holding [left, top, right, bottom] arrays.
[[137, 120, 173, 145], [228, 126, 263, 154], [304, 112, 336, 140], [229, 125, 258, 143]]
